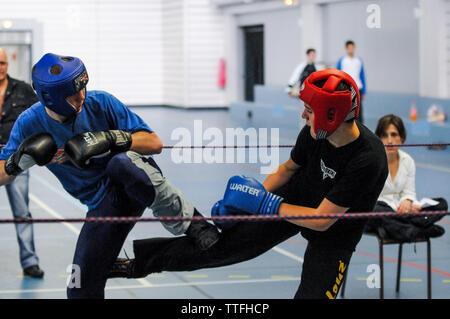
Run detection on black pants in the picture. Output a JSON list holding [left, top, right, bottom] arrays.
[[131, 173, 363, 299], [67, 153, 159, 298], [132, 220, 356, 299], [131, 172, 367, 299], [365, 197, 448, 237]]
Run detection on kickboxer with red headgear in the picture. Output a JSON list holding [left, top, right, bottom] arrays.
[[110, 68, 388, 299]]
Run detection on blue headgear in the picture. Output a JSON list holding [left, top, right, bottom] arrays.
[[32, 53, 89, 117]]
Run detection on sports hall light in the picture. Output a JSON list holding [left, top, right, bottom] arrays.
[[1, 20, 13, 29], [284, 0, 297, 6]]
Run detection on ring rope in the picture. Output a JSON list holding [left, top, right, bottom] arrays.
[[162, 143, 449, 149], [0, 143, 449, 150], [0, 210, 448, 224]]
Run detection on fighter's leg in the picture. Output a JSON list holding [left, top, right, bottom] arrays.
[[107, 151, 219, 249], [293, 238, 355, 299], [67, 183, 144, 299], [129, 219, 300, 277], [110, 171, 303, 278]]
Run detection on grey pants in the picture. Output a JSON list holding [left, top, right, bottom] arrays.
[[126, 151, 194, 235]]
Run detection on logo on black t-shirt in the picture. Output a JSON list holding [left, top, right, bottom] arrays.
[[320, 159, 336, 180]]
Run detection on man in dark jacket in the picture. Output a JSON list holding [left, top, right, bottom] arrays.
[[0, 48, 43, 278]]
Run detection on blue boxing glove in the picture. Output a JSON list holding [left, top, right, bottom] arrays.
[[223, 176, 283, 216], [211, 200, 236, 230]]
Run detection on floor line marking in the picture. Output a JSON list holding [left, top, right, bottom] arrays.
[[30, 173, 86, 211], [415, 162, 450, 173], [271, 275, 293, 279], [272, 246, 304, 263], [400, 278, 422, 282], [356, 277, 368, 281], [228, 275, 250, 279], [136, 278, 154, 287], [353, 249, 450, 278], [287, 238, 450, 278], [29, 193, 80, 236], [0, 277, 302, 295]]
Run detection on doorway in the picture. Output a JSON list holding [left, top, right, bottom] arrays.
[[243, 25, 264, 102], [0, 31, 33, 83]]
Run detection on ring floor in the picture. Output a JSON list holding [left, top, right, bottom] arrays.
[[0, 107, 448, 299]]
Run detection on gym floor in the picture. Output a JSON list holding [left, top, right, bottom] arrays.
[[0, 107, 449, 299]]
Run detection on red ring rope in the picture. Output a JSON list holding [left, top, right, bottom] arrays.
[[0, 210, 448, 224], [0, 143, 449, 150]]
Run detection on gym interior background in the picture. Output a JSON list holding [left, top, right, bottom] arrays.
[[0, 0, 449, 299]]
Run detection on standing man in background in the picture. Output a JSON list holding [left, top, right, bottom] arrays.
[[337, 40, 366, 123], [0, 48, 43, 278], [285, 48, 324, 98]]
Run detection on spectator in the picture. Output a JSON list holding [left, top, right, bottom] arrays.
[[365, 114, 447, 240], [0, 48, 43, 277], [285, 48, 324, 97], [337, 41, 366, 123]]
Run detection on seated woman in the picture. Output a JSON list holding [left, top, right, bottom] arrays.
[[365, 114, 447, 239]]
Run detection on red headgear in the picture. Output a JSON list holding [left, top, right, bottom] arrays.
[[299, 68, 360, 139]]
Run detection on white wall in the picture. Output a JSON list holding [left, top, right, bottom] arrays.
[[1, 0, 227, 107], [221, 0, 446, 98], [1, 0, 445, 107], [419, 0, 450, 98], [1, 0, 162, 104], [322, 0, 420, 94], [184, 1, 226, 107], [220, 2, 303, 102], [162, 0, 226, 107], [1, 0, 164, 105], [161, 0, 185, 106]]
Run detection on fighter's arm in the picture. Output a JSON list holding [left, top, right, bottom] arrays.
[[278, 198, 348, 232], [64, 130, 163, 169], [263, 157, 300, 192], [280, 153, 383, 231], [0, 160, 16, 186], [130, 131, 163, 155], [224, 176, 347, 232], [0, 133, 57, 186]]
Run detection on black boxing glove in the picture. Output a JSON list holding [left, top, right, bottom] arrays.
[[5, 132, 57, 176], [64, 130, 132, 169]]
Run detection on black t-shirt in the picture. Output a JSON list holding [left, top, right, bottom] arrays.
[[278, 122, 388, 248], [0, 75, 39, 144]]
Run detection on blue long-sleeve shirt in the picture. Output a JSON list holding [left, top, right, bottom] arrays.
[[0, 90, 152, 209]]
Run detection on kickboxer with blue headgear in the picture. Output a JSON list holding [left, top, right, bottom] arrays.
[[0, 53, 220, 299], [32, 53, 89, 118]]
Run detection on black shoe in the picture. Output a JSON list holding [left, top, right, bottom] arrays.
[[23, 265, 44, 278], [185, 209, 220, 251], [109, 258, 135, 279], [423, 225, 445, 238]]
